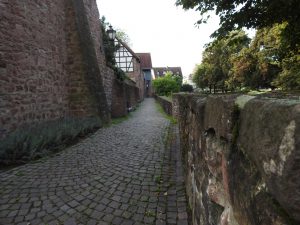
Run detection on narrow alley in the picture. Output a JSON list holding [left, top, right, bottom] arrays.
[[0, 99, 189, 225]]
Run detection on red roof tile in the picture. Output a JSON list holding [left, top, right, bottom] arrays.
[[136, 53, 152, 69]]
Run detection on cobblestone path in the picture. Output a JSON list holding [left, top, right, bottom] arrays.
[[0, 98, 189, 225]]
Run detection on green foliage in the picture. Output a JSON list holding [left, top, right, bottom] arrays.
[[192, 63, 210, 90], [155, 102, 177, 124], [193, 30, 250, 92], [181, 83, 193, 92], [101, 16, 117, 67], [229, 47, 259, 89], [101, 17, 128, 82], [178, 0, 300, 91], [193, 24, 300, 91], [231, 23, 299, 90], [111, 115, 131, 125], [116, 29, 131, 46], [176, 0, 300, 49], [0, 117, 102, 165], [152, 74, 181, 96], [169, 72, 183, 87], [114, 66, 126, 81], [177, 0, 300, 90], [272, 55, 300, 90]]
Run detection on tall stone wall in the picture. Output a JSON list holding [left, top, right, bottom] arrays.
[[82, 0, 114, 110], [174, 93, 300, 225], [0, 0, 70, 137], [0, 0, 110, 139], [0, 0, 118, 164]]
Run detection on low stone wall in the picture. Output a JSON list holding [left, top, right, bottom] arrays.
[[172, 96, 179, 118], [111, 78, 140, 118], [155, 96, 173, 115], [173, 93, 300, 225]]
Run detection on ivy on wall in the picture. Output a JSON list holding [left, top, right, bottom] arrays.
[[100, 16, 126, 81]]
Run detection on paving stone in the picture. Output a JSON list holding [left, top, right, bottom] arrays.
[[25, 213, 36, 221], [64, 217, 77, 225], [7, 210, 18, 217], [0, 99, 189, 224], [121, 219, 134, 225], [102, 214, 114, 222], [87, 219, 97, 225], [111, 216, 124, 224]]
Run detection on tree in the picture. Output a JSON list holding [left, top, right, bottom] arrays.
[[229, 47, 260, 89], [152, 74, 181, 96], [176, 0, 300, 49], [229, 23, 292, 90], [192, 63, 211, 91], [272, 55, 300, 90], [116, 29, 132, 46], [193, 30, 250, 92]]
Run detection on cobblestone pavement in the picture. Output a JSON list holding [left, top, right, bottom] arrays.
[[0, 98, 189, 225]]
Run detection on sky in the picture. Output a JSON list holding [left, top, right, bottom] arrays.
[[96, 0, 220, 79]]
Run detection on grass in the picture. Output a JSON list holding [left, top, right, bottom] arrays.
[[155, 102, 177, 124], [111, 115, 131, 125], [110, 102, 141, 125], [154, 175, 162, 184]]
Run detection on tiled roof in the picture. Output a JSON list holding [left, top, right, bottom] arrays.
[[153, 67, 183, 78], [136, 53, 152, 69]]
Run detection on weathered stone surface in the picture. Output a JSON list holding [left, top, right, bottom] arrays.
[[238, 97, 300, 222], [0, 0, 110, 140], [155, 96, 173, 116], [174, 93, 300, 225], [111, 78, 140, 118]]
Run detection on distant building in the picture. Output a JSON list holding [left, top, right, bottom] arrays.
[[136, 53, 154, 97], [153, 67, 183, 79], [114, 37, 144, 100]]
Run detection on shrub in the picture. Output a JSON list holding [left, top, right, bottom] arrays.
[[152, 74, 181, 96], [181, 83, 194, 92]]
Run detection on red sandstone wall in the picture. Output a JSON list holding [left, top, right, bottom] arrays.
[[111, 78, 140, 118], [0, 0, 110, 138], [0, 0, 69, 137], [83, 0, 114, 110], [65, 0, 98, 117]]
